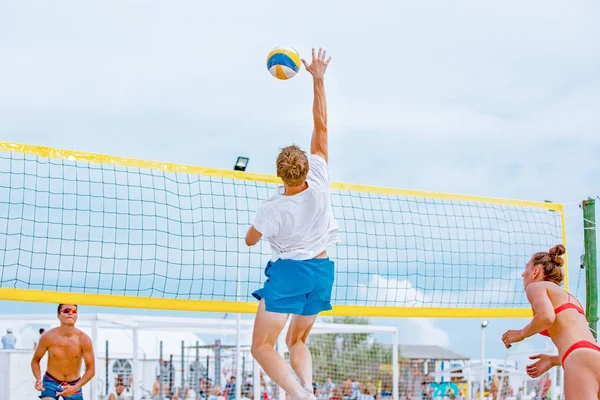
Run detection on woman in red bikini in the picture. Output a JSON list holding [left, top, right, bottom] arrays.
[[502, 244, 600, 399]]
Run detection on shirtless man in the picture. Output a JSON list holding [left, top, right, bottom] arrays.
[[31, 304, 95, 400]]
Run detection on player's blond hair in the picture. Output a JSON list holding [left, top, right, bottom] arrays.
[[531, 244, 566, 285], [276, 145, 308, 186]]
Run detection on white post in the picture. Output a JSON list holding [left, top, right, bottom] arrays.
[[392, 329, 399, 400], [253, 356, 261, 400], [133, 327, 140, 400], [467, 368, 472, 400], [556, 365, 563, 400], [91, 315, 98, 400], [236, 313, 242, 400], [480, 321, 488, 400], [277, 335, 286, 400]]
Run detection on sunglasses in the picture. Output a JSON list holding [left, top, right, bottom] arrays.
[[60, 307, 78, 315]]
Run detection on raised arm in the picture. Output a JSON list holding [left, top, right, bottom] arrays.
[[302, 48, 331, 163]]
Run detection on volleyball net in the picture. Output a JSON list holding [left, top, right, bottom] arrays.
[[0, 141, 566, 317]]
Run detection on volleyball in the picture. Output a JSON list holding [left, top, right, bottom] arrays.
[[266, 46, 301, 80]]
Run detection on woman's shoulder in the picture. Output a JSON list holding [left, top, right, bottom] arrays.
[[535, 281, 576, 303]]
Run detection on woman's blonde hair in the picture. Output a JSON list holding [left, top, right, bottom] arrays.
[[531, 244, 566, 285]]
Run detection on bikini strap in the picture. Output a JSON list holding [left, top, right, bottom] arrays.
[[565, 292, 585, 315]]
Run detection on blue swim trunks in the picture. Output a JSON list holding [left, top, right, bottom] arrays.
[[40, 372, 83, 400], [252, 257, 335, 315]]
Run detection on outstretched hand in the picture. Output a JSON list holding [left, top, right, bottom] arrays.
[[526, 354, 555, 378], [302, 47, 331, 79]]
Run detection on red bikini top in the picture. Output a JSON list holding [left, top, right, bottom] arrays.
[[539, 293, 585, 338]]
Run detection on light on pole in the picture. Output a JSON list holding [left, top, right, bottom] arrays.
[[233, 156, 250, 171]]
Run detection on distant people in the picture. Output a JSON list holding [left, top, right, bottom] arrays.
[[208, 386, 226, 400], [1, 328, 16, 349], [199, 377, 211, 398], [351, 377, 360, 399], [225, 376, 236, 400], [152, 376, 161, 398], [171, 387, 182, 400], [106, 381, 126, 400], [321, 377, 335, 399], [357, 383, 375, 400], [183, 386, 196, 399], [329, 387, 343, 400], [421, 374, 433, 400], [340, 378, 352, 397], [34, 328, 46, 350]]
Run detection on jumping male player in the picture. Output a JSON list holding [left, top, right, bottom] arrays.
[[31, 304, 95, 400], [245, 47, 338, 400]]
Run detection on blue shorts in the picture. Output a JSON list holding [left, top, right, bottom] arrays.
[[252, 258, 335, 315], [40, 372, 83, 400]]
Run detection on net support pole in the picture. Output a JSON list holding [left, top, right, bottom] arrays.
[[583, 198, 598, 339], [392, 329, 399, 400], [159, 341, 164, 400], [181, 340, 185, 395], [106, 340, 109, 395], [195, 341, 200, 400], [169, 354, 174, 395], [133, 327, 140, 400], [480, 326, 485, 400], [91, 315, 98, 400]]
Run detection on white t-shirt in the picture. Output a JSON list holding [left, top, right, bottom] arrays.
[[253, 154, 340, 261]]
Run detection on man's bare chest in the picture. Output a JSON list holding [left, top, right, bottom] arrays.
[[48, 338, 82, 361]]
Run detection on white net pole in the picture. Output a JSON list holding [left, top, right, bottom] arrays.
[[277, 335, 286, 400], [132, 327, 140, 400], [253, 356, 261, 400]]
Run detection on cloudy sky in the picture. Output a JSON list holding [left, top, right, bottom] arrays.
[[1, 0, 599, 370]]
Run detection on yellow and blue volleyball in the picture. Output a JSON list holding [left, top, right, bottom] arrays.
[[267, 46, 301, 80]]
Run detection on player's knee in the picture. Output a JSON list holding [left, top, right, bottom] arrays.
[[286, 331, 307, 349], [251, 340, 273, 358], [285, 336, 295, 349]]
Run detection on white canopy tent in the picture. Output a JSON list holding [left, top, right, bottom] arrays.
[[0, 313, 399, 400]]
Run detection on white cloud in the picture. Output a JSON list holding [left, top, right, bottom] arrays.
[[356, 275, 449, 346], [358, 275, 426, 307], [356, 272, 526, 310], [407, 319, 450, 348]]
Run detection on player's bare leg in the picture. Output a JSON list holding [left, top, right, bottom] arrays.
[[251, 300, 315, 400]]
